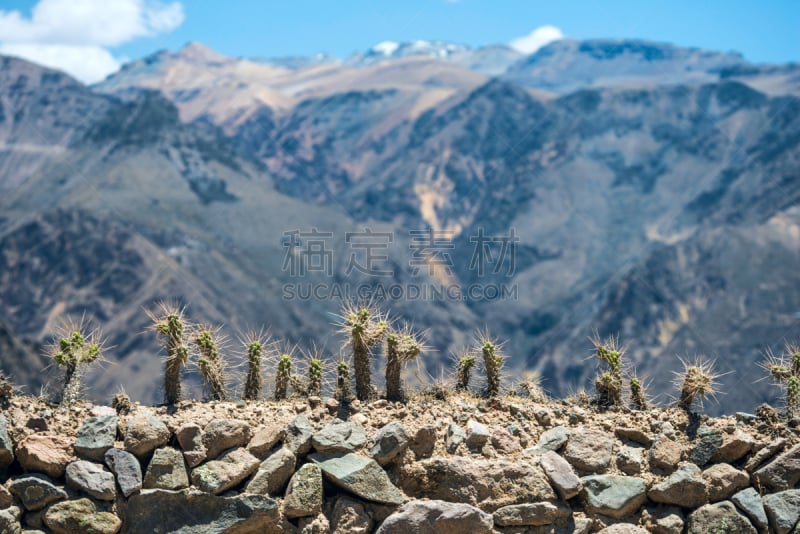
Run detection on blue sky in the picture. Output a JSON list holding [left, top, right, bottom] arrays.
[[0, 0, 798, 83]]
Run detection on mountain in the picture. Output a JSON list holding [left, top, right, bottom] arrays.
[[3, 38, 800, 413]]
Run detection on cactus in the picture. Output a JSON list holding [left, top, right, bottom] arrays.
[[455, 354, 475, 392], [243, 335, 264, 401], [340, 305, 387, 401], [675, 357, 719, 412], [149, 304, 190, 405], [50, 320, 104, 405], [275, 353, 292, 400], [630, 376, 647, 410], [336, 360, 352, 403], [195, 326, 227, 401], [481, 338, 504, 398], [308, 358, 323, 398], [763, 343, 800, 418], [591, 335, 624, 408], [385, 328, 423, 402]]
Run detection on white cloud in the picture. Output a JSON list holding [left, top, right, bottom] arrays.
[[509, 25, 564, 55], [0, 0, 184, 83]]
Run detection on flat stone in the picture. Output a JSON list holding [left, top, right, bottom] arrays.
[[65, 460, 116, 500], [492, 502, 571, 526], [712, 430, 755, 463], [649, 436, 683, 473], [74, 415, 117, 462], [123, 413, 169, 459], [312, 419, 368, 454], [124, 489, 283, 534], [191, 447, 260, 495], [104, 448, 142, 498], [617, 444, 645, 475], [283, 463, 323, 518], [7, 475, 68, 511], [581, 475, 647, 518], [529, 426, 568, 454], [615, 427, 653, 447], [44, 498, 121, 534], [143, 447, 188, 490], [370, 422, 409, 466], [687, 501, 756, 534], [247, 424, 286, 460], [702, 463, 749, 502], [564, 428, 613, 473], [689, 425, 723, 467], [648, 462, 708, 508], [754, 443, 800, 491], [763, 489, 800, 534], [445, 423, 464, 454], [175, 423, 206, 468], [410, 424, 436, 459], [731, 487, 768, 532], [0, 415, 14, 470], [16, 435, 73, 479], [490, 427, 520, 455], [465, 420, 490, 451], [540, 450, 582, 500], [310, 453, 403, 505], [376, 500, 493, 534], [203, 419, 251, 460], [245, 446, 296, 495], [285, 415, 313, 456]]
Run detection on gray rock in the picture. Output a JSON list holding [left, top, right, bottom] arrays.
[[649, 435, 683, 473], [74, 415, 116, 461], [285, 415, 313, 456], [648, 462, 708, 508], [44, 498, 121, 534], [529, 426, 568, 454], [124, 413, 169, 459], [712, 430, 755, 463], [689, 425, 723, 467], [377, 500, 493, 534], [745, 438, 786, 472], [492, 502, 571, 526], [310, 453, 403, 505], [142, 447, 188, 490], [283, 463, 323, 518], [331, 495, 372, 533], [581, 475, 647, 518], [687, 501, 756, 534], [311, 419, 367, 454], [0, 509, 20, 534], [615, 427, 653, 447], [643, 505, 684, 534], [616, 444, 644, 475], [465, 420, 490, 451], [175, 422, 206, 468], [598, 526, 649, 534], [124, 489, 284, 534], [104, 448, 142, 498], [540, 450, 582, 500], [248, 424, 286, 460], [564, 428, 613, 473], [65, 460, 116, 501], [732, 487, 768, 532], [245, 446, 297, 495], [7, 475, 68, 511], [0, 415, 15, 470], [702, 463, 749, 502], [410, 424, 436, 459], [203, 419, 251, 460], [754, 443, 800, 491], [763, 489, 800, 534], [370, 422, 409, 466], [191, 447, 260, 495], [445, 423, 465, 454]]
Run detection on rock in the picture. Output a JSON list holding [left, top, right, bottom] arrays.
[[104, 448, 142, 498], [7, 475, 68, 511], [245, 446, 297, 495], [731, 487, 768, 532], [564, 428, 613, 473], [712, 430, 755, 463], [191, 447, 260, 495], [763, 489, 800, 534], [745, 438, 786, 472], [689, 425, 723, 467], [0, 415, 14, 470], [598, 526, 649, 534], [248, 424, 286, 460], [615, 427, 653, 447], [686, 501, 756, 534], [74, 415, 116, 462], [142, 447, 188, 490], [529, 426, 568, 454], [44, 498, 121, 534], [410, 425, 436, 459], [0, 484, 12, 508], [125, 489, 284, 534], [648, 435, 683, 472], [465, 420, 490, 452], [123, 413, 169, 459], [490, 427, 520, 454], [283, 463, 323, 518], [492, 502, 571, 526], [310, 453, 403, 505], [377, 500, 493, 534], [0, 509, 20, 534], [702, 463, 749, 502], [312, 419, 368, 454], [648, 462, 708, 508], [445, 423, 465, 454], [643, 505, 684, 534], [616, 444, 645, 475], [540, 450, 582, 500], [754, 443, 800, 491], [203, 419, 251, 460], [581, 475, 647, 518], [285, 415, 313, 456], [65, 460, 116, 500], [175, 422, 207, 468], [16, 435, 73, 479], [331, 496, 372, 534], [299, 512, 330, 534], [370, 422, 409, 466]]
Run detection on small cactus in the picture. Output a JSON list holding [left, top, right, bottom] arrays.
[[340, 305, 388, 401], [336, 360, 352, 403], [630, 376, 647, 410], [455, 354, 475, 391], [149, 304, 190, 405], [308, 358, 323, 398], [675, 357, 720, 412], [591, 334, 624, 408], [195, 326, 227, 401], [243, 334, 265, 401], [480, 336, 504, 398], [385, 328, 424, 402], [275, 353, 292, 400], [50, 319, 104, 405], [763, 343, 800, 418]]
